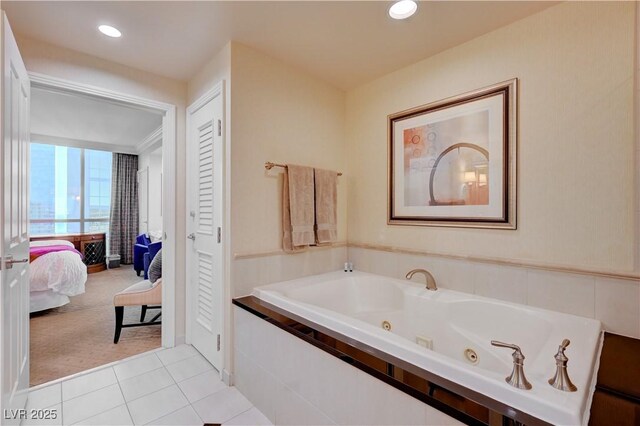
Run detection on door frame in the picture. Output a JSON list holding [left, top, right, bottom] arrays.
[[137, 166, 150, 236], [185, 81, 229, 380], [28, 72, 178, 348]]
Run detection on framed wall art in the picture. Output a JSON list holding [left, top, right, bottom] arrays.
[[388, 79, 517, 229]]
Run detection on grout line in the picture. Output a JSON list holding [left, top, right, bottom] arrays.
[[158, 350, 200, 368], [156, 363, 206, 425], [171, 377, 195, 422], [221, 406, 255, 425], [114, 363, 140, 425], [524, 269, 529, 305], [119, 364, 166, 385], [60, 383, 63, 426], [69, 355, 168, 425], [234, 242, 347, 260], [36, 327, 168, 424], [142, 403, 197, 426], [114, 352, 163, 383], [137, 385, 190, 425], [164, 353, 214, 384], [62, 367, 118, 403], [593, 276, 597, 319], [124, 375, 179, 405], [187, 380, 228, 406], [30, 347, 165, 391], [65, 383, 123, 426]]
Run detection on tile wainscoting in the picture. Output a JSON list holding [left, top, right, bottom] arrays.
[[234, 306, 463, 426], [232, 245, 347, 298], [348, 246, 640, 339], [231, 244, 639, 338]]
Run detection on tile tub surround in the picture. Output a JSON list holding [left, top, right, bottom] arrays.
[[23, 345, 271, 426], [233, 300, 549, 426], [233, 245, 347, 298], [232, 244, 639, 338], [348, 246, 640, 339]]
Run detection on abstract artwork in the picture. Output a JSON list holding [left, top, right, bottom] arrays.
[[388, 79, 517, 229]]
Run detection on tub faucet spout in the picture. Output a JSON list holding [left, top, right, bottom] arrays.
[[405, 269, 437, 291]]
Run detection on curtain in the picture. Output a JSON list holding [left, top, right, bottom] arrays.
[[109, 153, 139, 264]]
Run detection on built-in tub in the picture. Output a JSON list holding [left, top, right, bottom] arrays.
[[253, 270, 602, 425]]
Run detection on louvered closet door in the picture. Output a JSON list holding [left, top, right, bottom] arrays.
[[186, 89, 223, 371]]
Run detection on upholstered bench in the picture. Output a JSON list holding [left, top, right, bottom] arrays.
[[113, 278, 162, 343]]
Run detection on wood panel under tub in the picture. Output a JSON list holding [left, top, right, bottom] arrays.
[[589, 333, 640, 425]]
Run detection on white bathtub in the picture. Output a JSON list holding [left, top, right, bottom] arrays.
[[253, 270, 602, 426]]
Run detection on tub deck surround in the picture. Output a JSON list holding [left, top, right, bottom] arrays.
[[234, 297, 506, 425], [589, 332, 640, 425], [239, 271, 603, 426]]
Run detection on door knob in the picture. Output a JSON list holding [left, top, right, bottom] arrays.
[[187, 233, 196, 240], [2, 255, 29, 270]]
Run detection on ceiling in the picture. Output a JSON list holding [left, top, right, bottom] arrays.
[[3, 1, 556, 90], [31, 87, 163, 150]]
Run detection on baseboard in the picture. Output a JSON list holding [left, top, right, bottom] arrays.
[[222, 368, 234, 386]]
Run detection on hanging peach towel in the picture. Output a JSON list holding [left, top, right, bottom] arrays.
[[314, 168, 338, 244], [282, 165, 315, 252]]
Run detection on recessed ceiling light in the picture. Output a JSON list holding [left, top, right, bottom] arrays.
[[98, 25, 122, 38], [389, 0, 418, 20]]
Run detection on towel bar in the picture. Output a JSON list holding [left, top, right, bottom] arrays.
[[264, 162, 342, 176]]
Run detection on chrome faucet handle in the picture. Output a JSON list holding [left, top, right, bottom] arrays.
[[491, 340, 532, 390], [548, 339, 577, 392]]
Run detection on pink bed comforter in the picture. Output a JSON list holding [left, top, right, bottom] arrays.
[[29, 245, 83, 263], [29, 241, 87, 295]]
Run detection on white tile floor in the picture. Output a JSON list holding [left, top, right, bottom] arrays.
[[23, 345, 272, 426]]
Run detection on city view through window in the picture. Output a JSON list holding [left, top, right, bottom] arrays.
[[30, 143, 112, 235]]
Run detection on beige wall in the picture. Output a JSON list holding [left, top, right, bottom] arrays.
[[186, 43, 233, 377], [230, 43, 347, 256], [188, 43, 231, 105], [16, 36, 191, 340], [187, 43, 347, 376], [345, 2, 637, 273]]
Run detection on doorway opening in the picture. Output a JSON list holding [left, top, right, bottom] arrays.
[[27, 73, 177, 386]]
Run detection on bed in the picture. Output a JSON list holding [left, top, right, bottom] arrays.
[[29, 239, 88, 313]]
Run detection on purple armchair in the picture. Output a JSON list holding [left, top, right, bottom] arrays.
[[133, 234, 151, 276]]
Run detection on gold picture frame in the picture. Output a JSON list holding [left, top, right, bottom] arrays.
[[388, 79, 517, 229]]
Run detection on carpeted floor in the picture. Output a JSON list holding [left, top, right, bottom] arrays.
[[29, 265, 161, 386]]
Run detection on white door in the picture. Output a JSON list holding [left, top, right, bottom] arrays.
[[186, 87, 224, 370], [137, 167, 149, 235], [0, 13, 31, 424]]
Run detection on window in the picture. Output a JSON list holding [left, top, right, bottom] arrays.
[[30, 143, 112, 235], [84, 149, 112, 234]]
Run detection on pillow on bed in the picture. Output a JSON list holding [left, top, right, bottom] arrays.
[[148, 249, 162, 283], [30, 240, 75, 248]]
